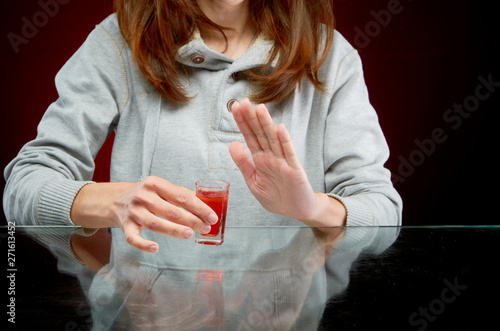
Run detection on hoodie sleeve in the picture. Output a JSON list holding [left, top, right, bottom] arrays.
[[3, 15, 129, 226], [323, 47, 402, 226]]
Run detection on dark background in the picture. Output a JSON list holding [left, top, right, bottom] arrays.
[[1, 0, 498, 226]]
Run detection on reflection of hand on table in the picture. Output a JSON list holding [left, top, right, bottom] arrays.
[[70, 228, 112, 273], [226, 227, 344, 329], [98, 247, 219, 330], [91, 245, 217, 330], [122, 270, 213, 330]]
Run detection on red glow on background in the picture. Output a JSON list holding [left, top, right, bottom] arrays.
[[1, 1, 498, 225]]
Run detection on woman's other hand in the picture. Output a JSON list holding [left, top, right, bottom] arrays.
[[70, 177, 218, 253]]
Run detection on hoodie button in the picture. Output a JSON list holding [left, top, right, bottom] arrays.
[[191, 55, 205, 64], [227, 99, 238, 112]]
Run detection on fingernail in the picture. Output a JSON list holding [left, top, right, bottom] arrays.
[[201, 224, 211, 234], [149, 244, 158, 253], [184, 229, 193, 239], [208, 214, 218, 225]]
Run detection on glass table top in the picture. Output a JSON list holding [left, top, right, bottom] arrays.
[[2, 225, 499, 330]]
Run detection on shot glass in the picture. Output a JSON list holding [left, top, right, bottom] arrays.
[[195, 179, 230, 246]]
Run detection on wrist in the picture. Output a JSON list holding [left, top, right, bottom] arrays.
[[70, 182, 131, 228], [301, 193, 347, 227]]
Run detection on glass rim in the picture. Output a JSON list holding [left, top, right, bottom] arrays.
[[195, 179, 230, 190]]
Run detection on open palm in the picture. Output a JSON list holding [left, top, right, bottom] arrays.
[[229, 99, 319, 222]]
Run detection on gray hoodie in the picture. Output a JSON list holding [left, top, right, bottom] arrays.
[[3, 14, 402, 228]]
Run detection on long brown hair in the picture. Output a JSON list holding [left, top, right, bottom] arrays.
[[115, 0, 335, 104]]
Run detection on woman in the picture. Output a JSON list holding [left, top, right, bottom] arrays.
[[3, 0, 402, 253]]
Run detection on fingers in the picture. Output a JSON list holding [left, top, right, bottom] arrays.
[[277, 123, 302, 169], [256, 104, 285, 158], [232, 99, 283, 156], [149, 178, 218, 226], [121, 220, 162, 253], [240, 99, 272, 152], [231, 100, 262, 153], [232, 99, 292, 162], [153, 178, 217, 227], [121, 205, 197, 253], [119, 177, 220, 252]]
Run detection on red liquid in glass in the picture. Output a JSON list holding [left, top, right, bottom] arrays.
[[197, 190, 228, 237]]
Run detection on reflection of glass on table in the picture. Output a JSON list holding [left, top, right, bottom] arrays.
[[195, 269, 224, 328], [195, 179, 230, 246], [9, 226, 500, 330]]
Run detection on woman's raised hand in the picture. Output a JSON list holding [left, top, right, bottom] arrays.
[[229, 99, 321, 223]]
